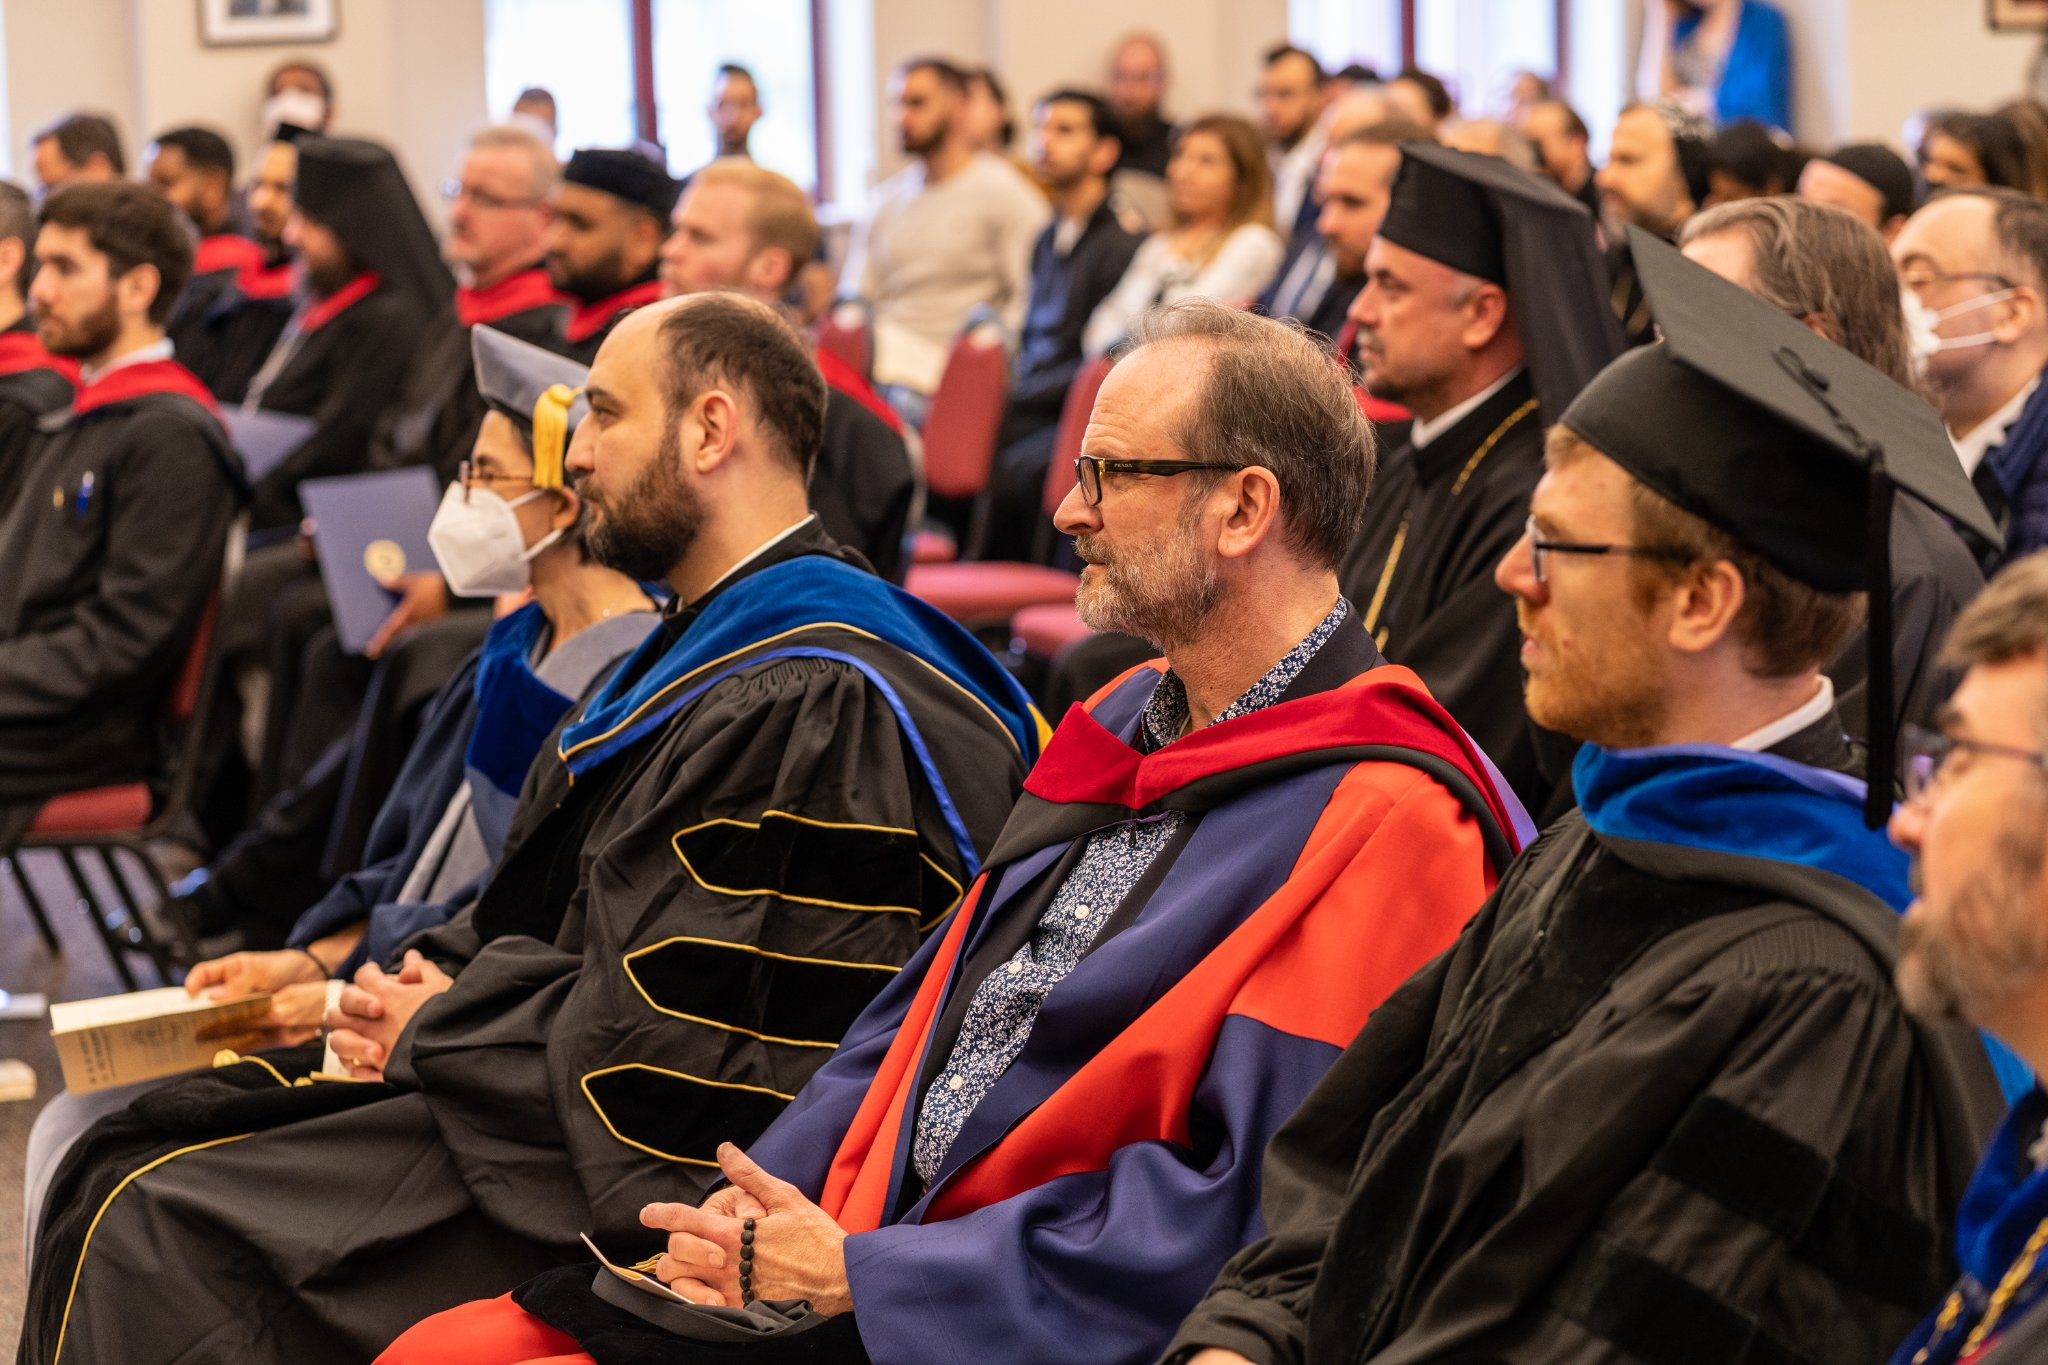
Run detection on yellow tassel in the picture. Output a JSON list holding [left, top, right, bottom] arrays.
[[531, 383, 581, 490]]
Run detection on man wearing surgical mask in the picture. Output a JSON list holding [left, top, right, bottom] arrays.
[[262, 58, 333, 139], [1894, 187, 2048, 569]]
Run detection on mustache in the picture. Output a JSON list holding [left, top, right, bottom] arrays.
[[1072, 533, 1108, 566]]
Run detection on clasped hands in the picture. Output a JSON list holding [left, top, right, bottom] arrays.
[[322, 949, 454, 1080], [639, 1142, 853, 1316]]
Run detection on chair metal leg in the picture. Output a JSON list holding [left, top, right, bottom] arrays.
[[4, 855, 60, 954], [55, 844, 137, 991], [102, 842, 178, 984]]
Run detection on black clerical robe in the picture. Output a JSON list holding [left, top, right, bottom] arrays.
[[181, 255, 296, 404], [166, 232, 265, 367], [241, 273, 429, 529], [21, 525, 1035, 1365], [1341, 371, 1546, 806], [1163, 714, 2004, 1365], [0, 360, 241, 815], [0, 318, 77, 490], [366, 265, 566, 483]]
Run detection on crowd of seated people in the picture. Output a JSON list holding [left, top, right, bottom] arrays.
[[11, 26, 2048, 1365]]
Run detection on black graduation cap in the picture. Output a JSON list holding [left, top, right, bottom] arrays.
[[563, 148, 681, 219], [472, 324, 589, 490], [1561, 227, 2002, 823], [1375, 142, 1624, 421], [293, 136, 454, 315]]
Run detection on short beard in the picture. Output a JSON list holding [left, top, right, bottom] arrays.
[[1897, 823, 2048, 1027], [1073, 494, 1221, 653], [38, 291, 121, 360], [580, 423, 706, 583], [305, 254, 357, 298], [550, 242, 631, 304], [1517, 598, 1673, 749], [902, 116, 950, 158]]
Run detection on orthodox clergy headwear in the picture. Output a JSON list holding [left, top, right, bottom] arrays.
[[562, 147, 680, 219], [292, 135, 454, 314], [1375, 141, 1624, 420]]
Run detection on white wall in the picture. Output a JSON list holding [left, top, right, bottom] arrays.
[[1778, 0, 2041, 148], [3, 0, 487, 220]]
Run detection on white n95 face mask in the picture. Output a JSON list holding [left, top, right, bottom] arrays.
[[426, 482, 563, 598], [262, 88, 328, 140]]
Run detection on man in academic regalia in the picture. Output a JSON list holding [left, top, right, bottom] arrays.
[[659, 158, 917, 581], [1341, 142, 1623, 811], [20, 293, 1041, 1365], [238, 134, 452, 530], [1678, 195, 1988, 753], [379, 300, 1527, 1365], [0, 183, 243, 850], [149, 126, 263, 360], [1887, 554, 2048, 1365], [1162, 232, 2009, 1365], [547, 148, 674, 365], [0, 181, 77, 485], [180, 131, 300, 401]]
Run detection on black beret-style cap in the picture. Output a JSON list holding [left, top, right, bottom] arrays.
[[1821, 143, 1919, 223], [563, 147, 681, 218]]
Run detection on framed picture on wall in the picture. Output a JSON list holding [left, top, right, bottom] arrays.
[[1991, 0, 2048, 31], [198, 0, 337, 46]]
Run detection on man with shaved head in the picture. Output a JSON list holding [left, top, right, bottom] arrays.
[[23, 292, 1039, 1364]]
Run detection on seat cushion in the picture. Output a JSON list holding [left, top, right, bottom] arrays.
[[1011, 602, 1096, 659], [27, 784, 152, 837], [911, 528, 957, 565], [906, 562, 1081, 622]]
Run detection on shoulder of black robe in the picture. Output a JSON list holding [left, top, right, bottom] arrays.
[[387, 537, 1032, 1247], [248, 288, 431, 526], [1830, 496, 1984, 749], [814, 390, 916, 583], [184, 288, 294, 403], [1341, 371, 1548, 806], [1168, 803, 2000, 1365]]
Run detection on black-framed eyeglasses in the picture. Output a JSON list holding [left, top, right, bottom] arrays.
[[439, 179, 547, 212], [456, 459, 537, 504], [1073, 454, 1242, 507], [1901, 723, 2048, 805], [1524, 517, 1694, 585]]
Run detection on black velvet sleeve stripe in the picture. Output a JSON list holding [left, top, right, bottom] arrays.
[[579, 1063, 795, 1167], [1651, 1095, 1951, 1310], [671, 810, 963, 922], [1548, 1232, 1814, 1365], [624, 935, 903, 1049]]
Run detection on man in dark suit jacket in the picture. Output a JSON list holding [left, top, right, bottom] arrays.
[[1258, 123, 1419, 347], [983, 90, 1141, 561]]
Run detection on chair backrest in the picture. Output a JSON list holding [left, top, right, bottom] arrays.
[[163, 592, 219, 727], [1041, 353, 1115, 517], [814, 299, 873, 384], [921, 317, 1011, 502]]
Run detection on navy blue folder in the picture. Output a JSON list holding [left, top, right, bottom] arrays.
[[300, 467, 441, 654]]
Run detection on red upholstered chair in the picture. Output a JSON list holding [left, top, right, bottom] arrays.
[[813, 298, 873, 386], [918, 313, 1013, 560], [7, 593, 224, 987], [1010, 601, 1095, 662], [905, 353, 1112, 627]]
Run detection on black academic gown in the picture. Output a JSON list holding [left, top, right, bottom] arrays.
[[21, 525, 1033, 1365], [242, 279, 429, 529], [0, 364, 242, 821], [0, 319, 77, 490], [1830, 497, 1985, 750], [182, 267, 296, 405], [558, 273, 665, 366], [1340, 371, 1547, 806], [1162, 713, 2005, 1365], [815, 389, 916, 583]]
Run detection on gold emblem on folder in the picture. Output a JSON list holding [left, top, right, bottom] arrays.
[[363, 539, 407, 580]]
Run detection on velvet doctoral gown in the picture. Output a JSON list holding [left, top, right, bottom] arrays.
[[18, 528, 1038, 1365], [1166, 735, 2007, 1365], [405, 619, 1529, 1365]]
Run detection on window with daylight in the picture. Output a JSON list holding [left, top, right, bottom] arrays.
[[485, 0, 821, 192]]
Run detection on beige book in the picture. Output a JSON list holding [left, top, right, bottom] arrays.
[[49, 987, 272, 1093]]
